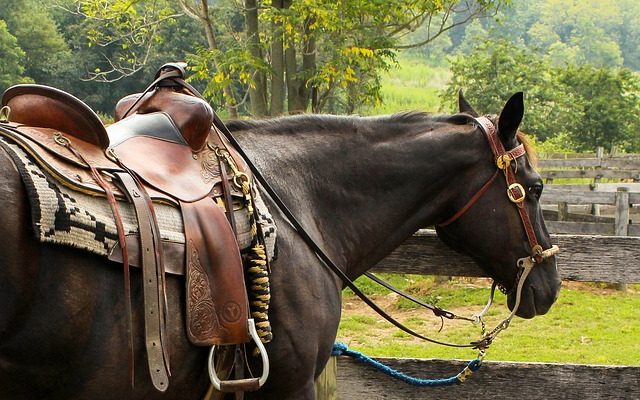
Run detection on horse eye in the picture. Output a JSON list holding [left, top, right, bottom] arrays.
[[529, 183, 543, 200]]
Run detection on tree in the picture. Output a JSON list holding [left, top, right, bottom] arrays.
[[559, 66, 640, 152], [71, 0, 507, 116], [443, 39, 640, 152], [0, 20, 30, 92], [1, 0, 73, 87], [52, 0, 205, 113], [441, 39, 581, 141], [467, 0, 632, 69]]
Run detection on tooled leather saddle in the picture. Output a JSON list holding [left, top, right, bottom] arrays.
[[0, 63, 268, 393]]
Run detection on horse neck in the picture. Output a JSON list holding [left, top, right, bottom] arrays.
[[233, 115, 485, 278]]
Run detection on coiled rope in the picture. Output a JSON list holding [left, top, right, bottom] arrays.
[[331, 342, 484, 386]]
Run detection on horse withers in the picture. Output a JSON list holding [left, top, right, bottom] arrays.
[[0, 88, 560, 399]]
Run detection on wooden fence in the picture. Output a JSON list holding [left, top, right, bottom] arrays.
[[539, 148, 640, 184], [538, 149, 640, 235], [319, 230, 640, 399], [317, 149, 640, 399]]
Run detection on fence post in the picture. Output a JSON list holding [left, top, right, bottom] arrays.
[[596, 146, 604, 163], [614, 187, 629, 291], [315, 356, 338, 400], [558, 201, 569, 221]]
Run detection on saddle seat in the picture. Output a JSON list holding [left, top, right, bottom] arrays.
[[2, 84, 109, 148], [1, 70, 240, 203], [3, 81, 213, 152]]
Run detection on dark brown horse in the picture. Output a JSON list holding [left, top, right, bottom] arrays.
[[0, 92, 560, 399]]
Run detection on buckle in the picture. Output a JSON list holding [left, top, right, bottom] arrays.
[[507, 183, 526, 203]]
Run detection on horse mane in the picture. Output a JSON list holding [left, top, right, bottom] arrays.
[[226, 111, 441, 135], [518, 131, 538, 168], [226, 112, 538, 167]]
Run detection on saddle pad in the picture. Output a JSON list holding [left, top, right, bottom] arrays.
[[0, 137, 278, 262]]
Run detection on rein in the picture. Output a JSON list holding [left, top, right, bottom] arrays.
[[216, 113, 558, 351]]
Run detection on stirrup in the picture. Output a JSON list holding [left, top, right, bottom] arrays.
[[207, 319, 270, 392]]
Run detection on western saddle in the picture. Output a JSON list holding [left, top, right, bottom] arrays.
[[0, 63, 269, 393]]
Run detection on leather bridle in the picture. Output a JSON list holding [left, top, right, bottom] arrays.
[[433, 115, 560, 347], [438, 116, 557, 266]]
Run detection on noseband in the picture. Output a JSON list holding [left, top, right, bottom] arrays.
[[438, 116, 559, 301]]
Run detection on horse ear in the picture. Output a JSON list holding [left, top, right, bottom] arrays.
[[458, 89, 479, 117], [497, 92, 524, 143]]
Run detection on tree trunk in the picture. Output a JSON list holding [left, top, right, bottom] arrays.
[[245, 0, 268, 116], [301, 16, 316, 111], [270, 0, 286, 116], [282, 0, 306, 113], [285, 45, 305, 113], [182, 0, 238, 118], [285, 14, 317, 114]]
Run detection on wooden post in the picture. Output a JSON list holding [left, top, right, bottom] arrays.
[[596, 146, 604, 162], [315, 356, 338, 400], [589, 184, 600, 216], [558, 201, 569, 221], [614, 187, 629, 291]]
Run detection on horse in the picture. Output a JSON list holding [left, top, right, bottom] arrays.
[[0, 91, 561, 399]]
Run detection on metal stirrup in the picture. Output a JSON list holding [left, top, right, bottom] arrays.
[[208, 319, 270, 392]]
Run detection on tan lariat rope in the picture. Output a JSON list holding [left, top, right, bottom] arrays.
[[214, 145, 273, 345]]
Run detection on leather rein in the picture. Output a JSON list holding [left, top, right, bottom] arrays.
[[217, 113, 559, 351]]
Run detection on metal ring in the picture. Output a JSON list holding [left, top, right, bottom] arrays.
[[496, 154, 511, 170], [0, 106, 10, 123], [53, 132, 70, 147], [233, 172, 250, 189], [105, 147, 119, 162]]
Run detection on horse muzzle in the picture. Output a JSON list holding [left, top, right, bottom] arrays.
[[508, 245, 561, 319]]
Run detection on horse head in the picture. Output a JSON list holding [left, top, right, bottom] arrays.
[[436, 91, 561, 319]]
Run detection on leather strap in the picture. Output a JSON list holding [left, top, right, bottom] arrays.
[[438, 169, 500, 227], [218, 155, 238, 234], [115, 172, 170, 392], [475, 116, 542, 261]]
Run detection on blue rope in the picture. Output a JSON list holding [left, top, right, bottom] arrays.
[[331, 342, 482, 387]]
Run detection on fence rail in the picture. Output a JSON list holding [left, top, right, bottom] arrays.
[[335, 357, 639, 400], [318, 230, 640, 399], [374, 230, 640, 283]]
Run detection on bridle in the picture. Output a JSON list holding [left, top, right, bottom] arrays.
[[434, 115, 560, 346], [217, 112, 559, 353], [439, 115, 551, 264]]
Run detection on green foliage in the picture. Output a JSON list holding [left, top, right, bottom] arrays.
[[0, 0, 72, 88], [559, 66, 640, 152], [442, 39, 640, 152], [74, 0, 181, 82], [441, 39, 582, 141], [0, 20, 30, 91], [457, 0, 640, 70]]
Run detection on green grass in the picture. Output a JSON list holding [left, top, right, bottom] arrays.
[[360, 55, 451, 115], [338, 275, 640, 366]]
